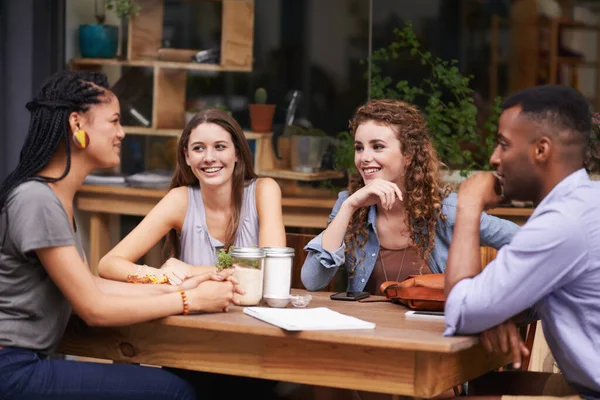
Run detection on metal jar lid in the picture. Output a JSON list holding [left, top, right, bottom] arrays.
[[263, 247, 295, 257], [230, 247, 266, 259]]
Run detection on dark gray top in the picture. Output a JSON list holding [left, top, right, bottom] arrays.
[[0, 181, 84, 353]]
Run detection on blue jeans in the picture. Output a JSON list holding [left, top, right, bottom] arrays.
[[0, 347, 196, 400]]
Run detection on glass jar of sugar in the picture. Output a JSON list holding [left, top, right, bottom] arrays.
[[262, 247, 295, 298], [230, 247, 265, 306]]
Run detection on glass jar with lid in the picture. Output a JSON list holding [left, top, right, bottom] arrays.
[[230, 247, 265, 306], [262, 247, 295, 298]]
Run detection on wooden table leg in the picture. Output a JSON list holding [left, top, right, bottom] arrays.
[[89, 212, 110, 275]]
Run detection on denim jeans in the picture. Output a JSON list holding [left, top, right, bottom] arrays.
[[164, 367, 280, 400], [0, 347, 196, 400]]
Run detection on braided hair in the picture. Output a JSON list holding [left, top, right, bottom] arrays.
[[0, 70, 109, 211]]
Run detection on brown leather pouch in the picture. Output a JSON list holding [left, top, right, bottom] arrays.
[[380, 274, 445, 311]]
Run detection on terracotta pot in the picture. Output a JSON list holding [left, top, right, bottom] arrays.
[[248, 104, 275, 133]]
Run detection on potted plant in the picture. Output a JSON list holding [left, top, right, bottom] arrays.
[[79, 0, 140, 59], [248, 88, 276, 133]]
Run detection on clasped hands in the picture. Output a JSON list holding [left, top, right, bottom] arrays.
[[177, 267, 244, 313], [144, 258, 243, 313]]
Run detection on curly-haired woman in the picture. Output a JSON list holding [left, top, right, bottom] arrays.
[[301, 99, 520, 294]]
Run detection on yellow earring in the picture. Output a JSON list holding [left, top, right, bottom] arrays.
[[72, 128, 90, 149]]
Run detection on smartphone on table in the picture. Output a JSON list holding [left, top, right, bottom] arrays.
[[405, 310, 444, 319], [330, 291, 370, 301]]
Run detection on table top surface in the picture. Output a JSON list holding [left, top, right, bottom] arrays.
[[144, 289, 478, 354]]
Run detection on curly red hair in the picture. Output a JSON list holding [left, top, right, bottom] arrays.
[[344, 99, 450, 275]]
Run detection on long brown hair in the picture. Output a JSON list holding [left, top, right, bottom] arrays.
[[164, 109, 257, 259], [345, 99, 450, 275]]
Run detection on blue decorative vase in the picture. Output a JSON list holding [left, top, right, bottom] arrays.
[[78, 24, 119, 58]]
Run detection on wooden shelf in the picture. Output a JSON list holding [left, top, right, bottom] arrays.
[[71, 0, 255, 131], [501, 3, 600, 110], [70, 58, 252, 73], [122, 126, 270, 139], [73, 1, 337, 184]]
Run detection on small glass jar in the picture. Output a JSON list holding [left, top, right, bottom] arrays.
[[230, 247, 266, 306], [262, 247, 295, 298]]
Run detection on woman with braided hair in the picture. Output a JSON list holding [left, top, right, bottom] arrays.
[[301, 99, 520, 296], [0, 70, 242, 399]]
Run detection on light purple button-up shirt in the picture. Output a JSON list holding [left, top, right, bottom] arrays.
[[444, 169, 600, 398]]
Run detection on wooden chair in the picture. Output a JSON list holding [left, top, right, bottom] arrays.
[[480, 246, 536, 372], [286, 232, 341, 292], [481, 246, 498, 267]]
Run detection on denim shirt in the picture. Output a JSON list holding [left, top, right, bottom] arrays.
[[300, 190, 521, 292]]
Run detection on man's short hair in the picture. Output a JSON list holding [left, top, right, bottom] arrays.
[[502, 85, 591, 137]]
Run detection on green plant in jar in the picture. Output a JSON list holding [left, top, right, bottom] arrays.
[[215, 248, 232, 272], [215, 246, 261, 271]]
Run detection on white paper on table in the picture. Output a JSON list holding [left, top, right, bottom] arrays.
[[243, 306, 376, 331]]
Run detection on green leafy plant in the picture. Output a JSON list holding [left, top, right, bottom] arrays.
[[333, 131, 356, 175], [334, 22, 500, 175], [372, 21, 499, 171], [105, 0, 140, 19], [254, 88, 268, 104], [215, 248, 232, 272]]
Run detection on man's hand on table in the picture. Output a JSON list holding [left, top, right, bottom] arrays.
[[479, 319, 530, 369]]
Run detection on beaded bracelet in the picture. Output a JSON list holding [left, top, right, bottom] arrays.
[[179, 289, 190, 315], [126, 272, 170, 284]]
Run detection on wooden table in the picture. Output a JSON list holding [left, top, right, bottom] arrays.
[[76, 184, 533, 270], [58, 291, 509, 398]]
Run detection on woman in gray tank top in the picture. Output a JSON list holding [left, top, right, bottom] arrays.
[[98, 109, 286, 284], [96, 109, 287, 398]]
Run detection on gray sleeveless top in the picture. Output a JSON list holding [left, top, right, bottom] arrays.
[[179, 179, 259, 266]]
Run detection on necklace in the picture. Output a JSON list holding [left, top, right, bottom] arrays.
[[379, 245, 408, 282]]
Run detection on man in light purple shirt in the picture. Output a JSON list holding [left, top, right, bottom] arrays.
[[444, 85, 599, 399]]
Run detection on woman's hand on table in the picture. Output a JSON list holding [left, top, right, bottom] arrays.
[[179, 268, 245, 313]]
